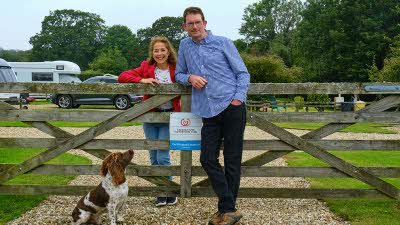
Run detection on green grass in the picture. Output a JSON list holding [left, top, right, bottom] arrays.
[[285, 151, 400, 225], [0, 121, 142, 127], [29, 100, 51, 105], [275, 122, 395, 134], [0, 148, 91, 224]]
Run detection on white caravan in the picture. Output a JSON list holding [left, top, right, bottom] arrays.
[[0, 58, 25, 106], [9, 60, 82, 83], [8, 61, 81, 98], [0, 58, 19, 101]]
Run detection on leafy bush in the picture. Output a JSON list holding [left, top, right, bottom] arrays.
[[294, 96, 305, 112], [88, 47, 128, 75], [242, 54, 303, 83], [307, 94, 330, 112]]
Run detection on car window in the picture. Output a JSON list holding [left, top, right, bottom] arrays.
[[84, 77, 101, 83], [103, 78, 117, 83]]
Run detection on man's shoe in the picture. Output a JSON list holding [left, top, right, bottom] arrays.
[[166, 197, 178, 206], [155, 197, 167, 207], [208, 211, 222, 225], [219, 211, 243, 225]]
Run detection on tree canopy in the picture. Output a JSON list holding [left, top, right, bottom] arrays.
[[292, 0, 400, 81], [29, 9, 106, 70], [103, 25, 140, 67], [88, 48, 128, 75]]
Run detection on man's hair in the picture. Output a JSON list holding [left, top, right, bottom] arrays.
[[148, 36, 177, 65], [183, 7, 205, 23]]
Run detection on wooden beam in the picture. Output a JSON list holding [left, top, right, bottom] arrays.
[[4, 138, 400, 151], [3, 110, 400, 123], [0, 95, 177, 184], [2, 82, 400, 95], [249, 113, 400, 199], [2, 164, 400, 178], [0, 185, 388, 199]]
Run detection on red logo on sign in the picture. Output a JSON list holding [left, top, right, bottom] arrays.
[[181, 118, 191, 126]]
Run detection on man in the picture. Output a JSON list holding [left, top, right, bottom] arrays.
[[175, 6, 250, 225]]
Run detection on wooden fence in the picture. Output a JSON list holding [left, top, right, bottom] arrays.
[[0, 82, 400, 199]]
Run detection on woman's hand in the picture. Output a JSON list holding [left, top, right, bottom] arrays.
[[139, 78, 160, 86]]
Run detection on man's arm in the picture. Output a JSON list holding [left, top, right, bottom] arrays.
[[175, 41, 191, 86], [175, 41, 207, 89], [224, 39, 250, 103]]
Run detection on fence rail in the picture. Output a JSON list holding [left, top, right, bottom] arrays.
[[0, 82, 399, 199]]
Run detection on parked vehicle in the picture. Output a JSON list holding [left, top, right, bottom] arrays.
[[0, 58, 28, 108], [51, 75, 142, 110], [9, 61, 81, 98]]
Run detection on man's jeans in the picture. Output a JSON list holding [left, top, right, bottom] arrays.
[[143, 122, 172, 180], [200, 103, 246, 213]]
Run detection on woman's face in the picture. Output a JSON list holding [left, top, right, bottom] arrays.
[[152, 42, 170, 65]]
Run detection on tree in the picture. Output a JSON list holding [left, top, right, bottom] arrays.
[[136, 16, 187, 61], [29, 9, 107, 70], [88, 48, 128, 75], [242, 53, 303, 83], [103, 25, 141, 67], [240, 0, 304, 55], [369, 35, 400, 82], [0, 49, 32, 62], [292, 0, 400, 82]]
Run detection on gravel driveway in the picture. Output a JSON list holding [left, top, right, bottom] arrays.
[[5, 123, 397, 225]]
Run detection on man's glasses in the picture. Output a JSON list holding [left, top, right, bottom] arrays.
[[185, 21, 203, 28]]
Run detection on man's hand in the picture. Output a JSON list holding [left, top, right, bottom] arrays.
[[188, 75, 207, 89], [139, 78, 160, 86], [231, 99, 242, 106]]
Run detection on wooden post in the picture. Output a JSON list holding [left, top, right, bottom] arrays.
[[180, 95, 192, 198]]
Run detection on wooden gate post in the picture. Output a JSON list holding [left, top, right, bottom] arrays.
[[180, 95, 192, 197]]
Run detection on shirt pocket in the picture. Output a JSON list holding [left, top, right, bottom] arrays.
[[203, 46, 224, 62]]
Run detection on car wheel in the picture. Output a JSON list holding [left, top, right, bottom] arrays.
[[114, 95, 131, 110], [57, 95, 73, 109]]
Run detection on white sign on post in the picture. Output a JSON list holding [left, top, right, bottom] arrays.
[[170, 112, 202, 150]]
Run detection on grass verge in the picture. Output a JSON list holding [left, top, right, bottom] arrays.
[[0, 148, 91, 225], [275, 122, 396, 134], [285, 151, 400, 225]]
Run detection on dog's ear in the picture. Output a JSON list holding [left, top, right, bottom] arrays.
[[100, 153, 113, 177], [109, 161, 126, 185]]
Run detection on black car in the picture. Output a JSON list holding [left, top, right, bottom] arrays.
[[51, 75, 142, 110]]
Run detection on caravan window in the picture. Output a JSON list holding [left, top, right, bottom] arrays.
[[32, 72, 53, 81]]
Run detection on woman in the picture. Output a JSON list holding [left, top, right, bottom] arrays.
[[118, 36, 180, 207]]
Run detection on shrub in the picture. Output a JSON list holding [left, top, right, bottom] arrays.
[[241, 54, 303, 83], [294, 96, 305, 112], [307, 94, 330, 112]]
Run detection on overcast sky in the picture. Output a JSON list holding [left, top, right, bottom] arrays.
[[0, 0, 259, 50]]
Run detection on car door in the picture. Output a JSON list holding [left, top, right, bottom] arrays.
[[74, 77, 106, 104], [102, 77, 118, 103]]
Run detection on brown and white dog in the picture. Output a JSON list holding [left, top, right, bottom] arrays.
[[72, 150, 134, 225]]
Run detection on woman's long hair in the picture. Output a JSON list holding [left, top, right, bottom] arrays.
[[148, 36, 177, 65]]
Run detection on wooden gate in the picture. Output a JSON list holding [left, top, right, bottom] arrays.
[[0, 82, 399, 199]]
